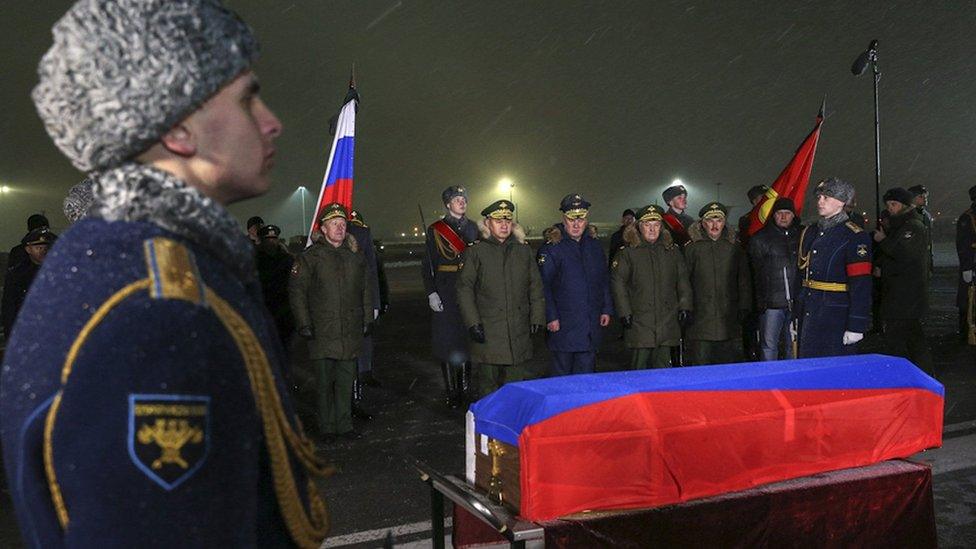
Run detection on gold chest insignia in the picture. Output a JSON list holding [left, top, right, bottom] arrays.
[[129, 395, 210, 490], [857, 244, 868, 258], [537, 254, 547, 266]]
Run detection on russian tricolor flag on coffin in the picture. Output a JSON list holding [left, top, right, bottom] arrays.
[[308, 88, 357, 242], [467, 355, 943, 521]]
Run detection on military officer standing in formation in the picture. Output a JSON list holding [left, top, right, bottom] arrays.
[[874, 188, 933, 372], [423, 186, 481, 407], [956, 185, 976, 342], [1, 228, 57, 338], [683, 203, 751, 365], [2, 1, 332, 544], [536, 194, 614, 376], [611, 205, 693, 369], [661, 184, 695, 246], [290, 203, 374, 442], [796, 178, 873, 358], [457, 200, 545, 397]]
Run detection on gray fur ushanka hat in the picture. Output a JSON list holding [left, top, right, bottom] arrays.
[[32, 0, 259, 173]]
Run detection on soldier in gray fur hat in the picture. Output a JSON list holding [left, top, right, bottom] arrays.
[[2, 1, 331, 546]]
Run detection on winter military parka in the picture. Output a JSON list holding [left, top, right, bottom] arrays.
[[611, 226, 693, 348], [878, 208, 930, 320], [456, 222, 546, 365], [289, 235, 373, 360], [683, 223, 752, 341]]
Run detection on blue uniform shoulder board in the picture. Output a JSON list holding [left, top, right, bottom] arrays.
[[845, 221, 863, 233], [142, 238, 206, 305]]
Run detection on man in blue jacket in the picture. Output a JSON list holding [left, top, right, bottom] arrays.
[[537, 194, 614, 376], [1, 1, 330, 546]]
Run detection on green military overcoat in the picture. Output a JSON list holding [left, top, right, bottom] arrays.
[[611, 225, 693, 348], [456, 223, 545, 365], [683, 223, 752, 341], [878, 208, 930, 320], [289, 235, 373, 360]]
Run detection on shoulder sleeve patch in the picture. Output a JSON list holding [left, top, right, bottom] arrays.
[[845, 221, 863, 233], [143, 238, 206, 305]]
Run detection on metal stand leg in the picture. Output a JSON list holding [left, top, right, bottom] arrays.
[[431, 485, 445, 549]]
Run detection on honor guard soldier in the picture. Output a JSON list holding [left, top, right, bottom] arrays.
[[1, 228, 57, 338], [456, 200, 545, 397], [874, 188, 933, 372], [290, 203, 373, 442], [683, 203, 751, 365], [422, 186, 480, 407], [611, 205, 693, 369], [1, 2, 331, 546], [536, 194, 614, 376], [661, 184, 694, 246], [956, 185, 976, 342], [796, 178, 873, 358]]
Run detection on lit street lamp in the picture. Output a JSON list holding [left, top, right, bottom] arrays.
[[297, 186, 308, 234], [0, 185, 9, 193]]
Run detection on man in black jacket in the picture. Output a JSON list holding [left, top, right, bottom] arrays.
[[748, 198, 802, 360], [608, 208, 635, 266], [875, 188, 933, 372]]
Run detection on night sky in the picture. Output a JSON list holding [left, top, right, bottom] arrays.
[[2, 1, 973, 247]]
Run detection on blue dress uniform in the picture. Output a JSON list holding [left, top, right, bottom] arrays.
[[796, 218, 873, 358], [537, 217, 614, 376], [0, 220, 330, 547]]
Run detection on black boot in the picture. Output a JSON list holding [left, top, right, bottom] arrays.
[[351, 377, 373, 421], [459, 362, 473, 405], [441, 362, 460, 409]]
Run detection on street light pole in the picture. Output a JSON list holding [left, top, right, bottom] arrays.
[[298, 186, 308, 234]]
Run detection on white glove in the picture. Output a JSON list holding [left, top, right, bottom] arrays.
[[374, 308, 380, 320], [842, 331, 864, 345], [964, 270, 974, 284], [788, 321, 798, 342], [428, 292, 444, 312]]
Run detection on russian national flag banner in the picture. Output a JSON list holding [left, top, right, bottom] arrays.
[[308, 92, 357, 242], [468, 355, 943, 521]]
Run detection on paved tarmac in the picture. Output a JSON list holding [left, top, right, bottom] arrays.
[[0, 243, 973, 547]]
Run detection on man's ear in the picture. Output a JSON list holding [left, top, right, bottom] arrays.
[[159, 124, 196, 157]]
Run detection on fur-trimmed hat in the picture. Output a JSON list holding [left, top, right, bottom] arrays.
[[814, 177, 855, 205], [662, 185, 687, 204], [32, 0, 259, 172], [441, 186, 467, 205], [747, 185, 769, 203], [883, 187, 914, 206], [63, 178, 95, 223]]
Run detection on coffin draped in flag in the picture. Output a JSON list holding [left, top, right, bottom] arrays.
[[308, 85, 359, 241], [466, 354, 942, 521], [746, 101, 825, 236]]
